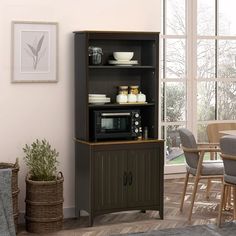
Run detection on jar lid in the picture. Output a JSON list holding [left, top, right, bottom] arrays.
[[118, 86, 128, 89], [130, 85, 139, 88], [88, 46, 103, 54]]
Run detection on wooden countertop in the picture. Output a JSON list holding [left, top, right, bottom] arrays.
[[74, 138, 164, 146]]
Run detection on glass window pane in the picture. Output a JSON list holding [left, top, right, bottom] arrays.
[[217, 82, 236, 120], [166, 39, 186, 78], [197, 0, 215, 36], [166, 0, 185, 35], [164, 125, 184, 165], [160, 39, 165, 79], [165, 82, 186, 122], [197, 82, 216, 121], [219, 0, 236, 35], [218, 40, 236, 78], [197, 40, 215, 78]]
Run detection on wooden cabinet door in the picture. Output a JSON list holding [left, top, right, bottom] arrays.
[[93, 149, 127, 211], [127, 146, 161, 207]]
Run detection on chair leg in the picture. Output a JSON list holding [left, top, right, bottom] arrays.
[[223, 185, 228, 210], [227, 186, 232, 209], [223, 185, 231, 210], [206, 179, 211, 200], [233, 186, 236, 220], [180, 172, 189, 212], [217, 183, 226, 227], [188, 176, 199, 221]]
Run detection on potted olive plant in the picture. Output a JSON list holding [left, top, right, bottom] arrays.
[[23, 139, 63, 233]]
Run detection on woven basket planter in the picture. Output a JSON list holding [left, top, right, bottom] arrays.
[[0, 160, 20, 233], [25, 172, 64, 233]]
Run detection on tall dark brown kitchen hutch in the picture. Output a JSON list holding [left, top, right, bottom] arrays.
[[74, 31, 164, 226]]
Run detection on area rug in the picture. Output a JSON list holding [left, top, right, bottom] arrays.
[[113, 222, 236, 236]]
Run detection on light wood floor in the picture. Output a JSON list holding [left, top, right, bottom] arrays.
[[18, 178, 234, 236]]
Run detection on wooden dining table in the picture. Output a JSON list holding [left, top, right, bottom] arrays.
[[219, 130, 236, 136]]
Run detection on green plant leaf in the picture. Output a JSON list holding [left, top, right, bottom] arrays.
[[23, 139, 59, 181]]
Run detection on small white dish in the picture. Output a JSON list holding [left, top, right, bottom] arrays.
[[108, 60, 138, 65], [89, 94, 106, 97], [89, 97, 111, 104], [89, 97, 110, 101], [89, 102, 110, 105]]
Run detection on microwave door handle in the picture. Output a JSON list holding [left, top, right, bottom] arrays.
[[101, 113, 131, 117]]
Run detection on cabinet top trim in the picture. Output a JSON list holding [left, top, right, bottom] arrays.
[[73, 30, 160, 34], [73, 31, 159, 40], [74, 138, 164, 146]]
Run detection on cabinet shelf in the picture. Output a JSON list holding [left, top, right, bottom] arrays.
[[75, 138, 163, 145], [88, 102, 155, 109], [89, 65, 155, 69]]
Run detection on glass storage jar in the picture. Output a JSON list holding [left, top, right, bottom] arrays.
[[129, 85, 139, 95], [88, 46, 103, 65], [118, 86, 128, 95]]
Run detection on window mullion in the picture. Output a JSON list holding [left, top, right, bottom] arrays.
[[186, 0, 198, 135], [215, 0, 218, 120]]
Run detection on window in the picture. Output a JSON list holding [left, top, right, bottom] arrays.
[[161, 0, 236, 173], [197, 0, 236, 142], [161, 0, 187, 172]]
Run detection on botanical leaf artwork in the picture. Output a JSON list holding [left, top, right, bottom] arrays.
[[25, 35, 45, 70]]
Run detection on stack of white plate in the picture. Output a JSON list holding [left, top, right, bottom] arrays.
[[108, 60, 138, 66], [88, 94, 111, 104]]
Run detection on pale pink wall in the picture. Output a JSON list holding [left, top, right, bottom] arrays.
[[0, 0, 161, 217]]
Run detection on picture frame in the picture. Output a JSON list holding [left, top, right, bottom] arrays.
[[11, 21, 58, 83]]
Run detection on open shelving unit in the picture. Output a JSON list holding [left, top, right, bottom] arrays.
[[74, 31, 160, 141]]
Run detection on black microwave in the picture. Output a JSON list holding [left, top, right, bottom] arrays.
[[92, 110, 142, 141]]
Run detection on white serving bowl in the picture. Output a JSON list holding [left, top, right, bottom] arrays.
[[113, 52, 134, 61]]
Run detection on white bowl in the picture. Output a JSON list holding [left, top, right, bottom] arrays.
[[113, 52, 134, 61]]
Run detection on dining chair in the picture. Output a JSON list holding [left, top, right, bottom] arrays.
[[178, 128, 224, 221], [217, 135, 236, 227], [207, 122, 236, 201]]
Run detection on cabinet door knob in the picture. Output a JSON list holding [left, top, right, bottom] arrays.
[[123, 172, 128, 186], [128, 171, 133, 185]]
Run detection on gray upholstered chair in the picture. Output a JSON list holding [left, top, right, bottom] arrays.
[[217, 135, 236, 226], [178, 128, 224, 221]]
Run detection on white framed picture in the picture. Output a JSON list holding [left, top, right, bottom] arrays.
[[12, 21, 58, 83]]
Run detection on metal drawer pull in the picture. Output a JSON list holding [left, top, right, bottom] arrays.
[[123, 172, 128, 186], [128, 172, 133, 185], [101, 113, 131, 116]]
